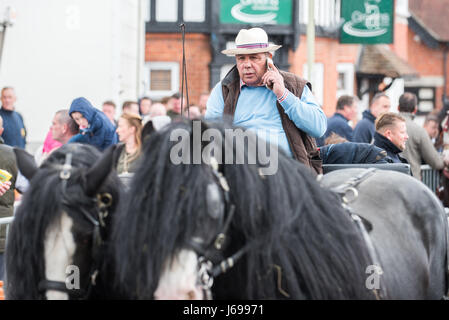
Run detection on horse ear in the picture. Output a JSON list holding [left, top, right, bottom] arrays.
[[141, 120, 155, 143], [84, 145, 117, 197], [13, 148, 38, 180]]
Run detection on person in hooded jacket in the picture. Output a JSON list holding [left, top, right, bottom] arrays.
[[68, 97, 118, 151]]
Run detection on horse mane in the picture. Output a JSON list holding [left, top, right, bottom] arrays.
[[5, 143, 119, 299], [111, 120, 376, 299]]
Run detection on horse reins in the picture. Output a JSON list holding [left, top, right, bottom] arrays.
[[38, 152, 113, 300], [326, 168, 387, 300]]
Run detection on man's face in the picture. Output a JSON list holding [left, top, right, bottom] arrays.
[[1, 89, 16, 111], [371, 96, 391, 118], [140, 99, 152, 115], [387, 120, 409, 151], [344, 101, 358, 121], [171, 98, 182, 114], [102, 104, 116, 121], [124, 103, 139, 115], [51, 114, 65, 142], [236, 53, 269, 86], [424, 120, 439, 139]]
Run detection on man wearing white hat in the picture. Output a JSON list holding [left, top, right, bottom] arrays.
[[205, 27, 326, 174]]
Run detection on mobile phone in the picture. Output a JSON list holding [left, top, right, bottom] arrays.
[[266, 58, 274, 90]]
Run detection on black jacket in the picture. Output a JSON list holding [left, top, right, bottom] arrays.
[[0, 137, 18, 252], [373, 132, 408, 164]]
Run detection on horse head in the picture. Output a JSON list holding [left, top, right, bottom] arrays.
[[111, 119, 376, 300], [6, 143, 120, 300]]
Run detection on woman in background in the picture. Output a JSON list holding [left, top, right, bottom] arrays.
[[115, 113, 143, 179]]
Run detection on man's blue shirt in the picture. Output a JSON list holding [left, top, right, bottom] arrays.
[[353, 110, 376, 144], [205, 81, 326, 157]]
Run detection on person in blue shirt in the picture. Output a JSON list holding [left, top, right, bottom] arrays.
[[353, 93, 391, 144], [69, 97, 118, 151], [205, 27, 326, 173], [316, 95, 358, 146], [0, 87, 26, 149]]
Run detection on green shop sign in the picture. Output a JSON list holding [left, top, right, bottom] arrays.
[[220, 0, 292, 25], [340, 0, 394, 44]]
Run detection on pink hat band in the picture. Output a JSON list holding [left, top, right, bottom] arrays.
[[236, 43, 269, 49]]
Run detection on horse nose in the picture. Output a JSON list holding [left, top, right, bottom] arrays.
[[186, 287, 203, 300], [153, 286, 204, 300]]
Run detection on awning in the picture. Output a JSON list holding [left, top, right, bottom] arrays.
[[356, 45, 418, 79]]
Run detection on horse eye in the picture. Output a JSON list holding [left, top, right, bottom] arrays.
[[206, 183, 224, 220]]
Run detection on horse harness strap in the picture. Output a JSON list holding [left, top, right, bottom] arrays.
[[39, 152, 113, 300], [326, 168, 387, 300], [195, 157, 260, 300]]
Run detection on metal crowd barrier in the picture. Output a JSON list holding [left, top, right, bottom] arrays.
[[0, 216, 14, 247], [420, 164, 440, 193]]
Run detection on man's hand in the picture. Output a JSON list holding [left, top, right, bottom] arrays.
[[262, 60, 286, 99], [0, 181, 11, 196]]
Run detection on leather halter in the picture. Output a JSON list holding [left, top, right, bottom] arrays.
[[38, 153, 113, 300]]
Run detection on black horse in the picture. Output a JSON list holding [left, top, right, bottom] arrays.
[[110, 119, 403, 299], [5, 143, 120, 300]]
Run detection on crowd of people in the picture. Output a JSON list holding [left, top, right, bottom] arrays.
[[0, 86, 210, 281], [1, 26, 449, 282]]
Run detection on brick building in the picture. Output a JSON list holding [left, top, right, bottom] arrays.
[[144, 0, 449, 118]]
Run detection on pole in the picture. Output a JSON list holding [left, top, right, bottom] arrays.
[[0, 23, 7, 71], [307, 0, 315, 85]]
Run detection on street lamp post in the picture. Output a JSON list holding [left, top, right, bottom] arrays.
[[307, 0, 315, 85]]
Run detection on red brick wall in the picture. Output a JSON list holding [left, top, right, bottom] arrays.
[[145, 33, 212, 105], [391, 21, 409, 62], [405, 29, 447, 110], [288, 35, 359, 116]]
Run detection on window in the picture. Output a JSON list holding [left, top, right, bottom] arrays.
[[156, 0, 177, 22], [144, 62, 179, 98], [300, 0, 341, 27], [145, 0, 151, 22], [405, 86, 436, 115], [184, 0, 205, 22], [337, 63, 355, 98], [150, 0, 206, 23], [303, 63, 324, 106]]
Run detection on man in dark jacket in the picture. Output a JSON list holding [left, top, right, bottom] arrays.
[[205, 27, 326, 174], [319, 142, 388, 164], [0, 87, 26, 149], [353, 93, 391, 143], [0, 115, 18, 280], [373, 112, 409, 163], [317, 95, 358, 146], [69, 97, 118, 151]]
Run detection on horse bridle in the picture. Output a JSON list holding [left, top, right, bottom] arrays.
[[189, 157, 263, 300], [38, 152, 113, 300]]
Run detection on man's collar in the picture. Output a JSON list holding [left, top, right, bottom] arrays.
[[334, 112, 350, 122], [399, 112, 415, 120], [239, 79, 265, 90]]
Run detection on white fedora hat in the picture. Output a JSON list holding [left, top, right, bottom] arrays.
[[221, 27, 282, 56]]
